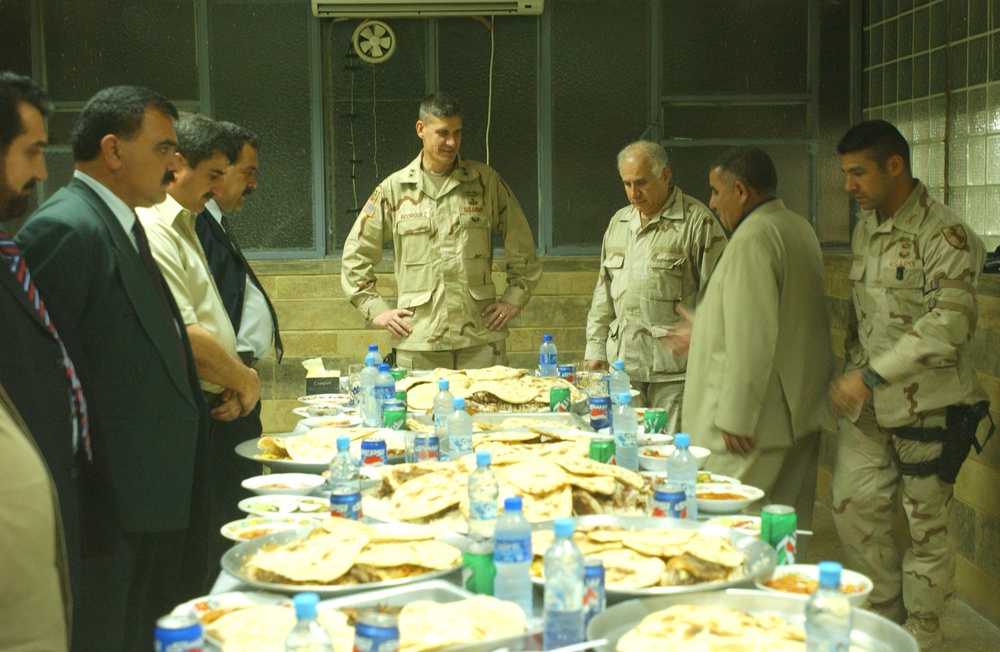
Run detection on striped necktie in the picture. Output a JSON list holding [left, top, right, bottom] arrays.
[[0, 228, 91, 461]]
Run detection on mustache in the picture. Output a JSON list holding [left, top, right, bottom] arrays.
[[21, 179, 37, 193], [161, 170, 176, 185]]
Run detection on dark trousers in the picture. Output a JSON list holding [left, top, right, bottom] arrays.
[[71, 529, 187, 652]]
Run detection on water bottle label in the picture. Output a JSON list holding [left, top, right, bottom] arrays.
[[540, 353, 557, 366], [434, 414, 448, 430], [470, 500, 498, 521], [451, 436, 473, 454], [374, 385, 395, 401], [494, 536, 531, 563]]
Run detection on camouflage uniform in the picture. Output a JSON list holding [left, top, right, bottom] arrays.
[[341, 154, 541, 364], [584, 186, 726, 431], [831, 181, 988, 628]]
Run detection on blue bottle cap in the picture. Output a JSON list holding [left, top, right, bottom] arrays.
[[336, 435, 350, 450], [504, 496, 523, 512], [613, 360, 625, 370], [378, 363, 390, 372], [817, 561, 843, 588], [453, 397, 466, 409], [553, 518, 574, 538], [439, 378, 449, 390], [293, 592, 320, 618], [368, 344, 379, 352], [542, 333, 553, 342], [674, 433, 690, 448], [476, 450, 491, 466], [618, 392, 631, 404]]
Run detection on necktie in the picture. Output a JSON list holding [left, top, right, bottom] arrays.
[[0, 228, 91, 461], [132, 218, 189, 371], [221, 214, 283, 362]]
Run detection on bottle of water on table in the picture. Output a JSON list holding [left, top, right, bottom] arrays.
[[432, 378, 455, 454], [494, 496, 533, 618], [468, 450, 499, 539], [373, 363, 395, 424], [611, 392, 639, 471], [285, 592, 332, 651], [367, 343, 383, 367], [447, 396, 474, 458], [806, 561, 853, 651], [359, 353, 379, 427], [539, 334, 558, 377], [609, 360, 630, 407], [328, 435, 361, 520], [543, 518, 584, 650], [667, 432, 699, 521]]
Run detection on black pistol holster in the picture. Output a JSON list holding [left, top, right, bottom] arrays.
[[891, 401, 995, 483]]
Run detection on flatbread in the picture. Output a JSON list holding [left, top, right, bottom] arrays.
[[521, 484, 573, 521], [683, 534, 743, 568], [589, 548, 665, 590], [615, 605, 805, 652], [406, 383, 440, 411], [503, 459, 568, 495], [205, 605, 296, 647], [468, 379, 539, 404], [464, 366, 525, 382], [391, 470, 466, 521], [356, 539, 461, 570], [620, 528, 697, 558], [565, 472, 617, 496], [399, 596, 526, 652], [551, 456, 645, 489], [246, 528, 369, 584]]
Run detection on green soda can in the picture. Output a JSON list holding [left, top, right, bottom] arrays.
[[589, 435, 616, 464], [761, 504, 797, 565], [550, 387, 572, 412], [390, 367, 407, 382], [462, 537, 495, 595], [642, 408, 668, 434], [395, 389, 407, 405], [381, 400, 407, 430]]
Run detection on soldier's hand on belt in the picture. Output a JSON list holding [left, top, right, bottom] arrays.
[[585, 359, 608, 371], [374, 308, 414, 338], [829, 370, 871, 418], [722, 431, 755, 456], [659, 304, 694, 355], [483, 301, 520, 331], [212, 389, 242, 422]]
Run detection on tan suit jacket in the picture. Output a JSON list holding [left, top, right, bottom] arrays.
[[683, 199, 833, 453]]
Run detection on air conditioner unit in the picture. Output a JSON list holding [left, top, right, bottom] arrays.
[[311, 0, 544, 18]]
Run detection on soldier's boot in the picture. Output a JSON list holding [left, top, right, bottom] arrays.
[[903, 614, 943, 651], [866, 595, 906, 624]]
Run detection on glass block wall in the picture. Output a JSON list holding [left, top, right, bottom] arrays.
[[863, 0, 999, 250]]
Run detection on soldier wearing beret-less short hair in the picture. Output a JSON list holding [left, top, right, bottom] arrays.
[[829, 120, 990, 651]]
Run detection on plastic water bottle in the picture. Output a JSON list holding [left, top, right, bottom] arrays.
[[433, 379, 455, 444], [611, 392, 639, 471], [374, 363, 396, 424], [609, 360, 631, 407], [328, 435, 362, 520], [284, 592, 332, 651], [494, 496, 533, 618], [539, 334, 558, 377], [543, 518, 585, 650], [468, 450, 499, 539], [806, 561, 853, 651], [447, 397, 474, 458], [667, 433, 699, 521], [359, 354, 379, 427], [367, 343, 383, 367]]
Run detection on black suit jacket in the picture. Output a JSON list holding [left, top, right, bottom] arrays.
[[17, 178, 208, 532], [195, 210, 246, 333]]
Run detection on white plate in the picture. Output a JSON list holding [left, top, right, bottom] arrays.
[[171, 591, 291, 636], [638, 444, 711, 472], [754, 563, 874, 607], [300, 415, 362, 429], [707, 514, 761, 535], [241, 472, 326, 496], [695, 482, 765, 514], [220, 516, 322, 541], [297, 393, 352, 406], [238, 495, 330, 516]]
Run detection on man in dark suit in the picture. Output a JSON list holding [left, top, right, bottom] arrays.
[[194, 121, 282, 589], [16, 85, 208, 652]]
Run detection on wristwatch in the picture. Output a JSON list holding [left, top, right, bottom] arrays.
[[861, 365, 886, 389]]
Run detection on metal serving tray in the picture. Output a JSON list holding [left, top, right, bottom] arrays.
[[586, 588, 917, 652], [236, 429, 405, 473], [221, 524, 462, 598], [530, 515, 776, 601]]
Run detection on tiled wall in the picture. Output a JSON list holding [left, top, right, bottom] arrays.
[[863, 0, 1000, 250]]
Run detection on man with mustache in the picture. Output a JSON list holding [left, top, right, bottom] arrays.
[[193, 121, 281, 592], [16, 85, 207, 651], [0, 70, 74, 651], [342, 92, 541, 370]]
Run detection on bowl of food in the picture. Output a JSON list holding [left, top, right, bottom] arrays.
[[241, 472, 326, 496], [220, 516, 322, 542], [695, 483, 765, 514], [638, 444, 711, 472], [755, 563, 874, 607], [707, 514, 762, 536]]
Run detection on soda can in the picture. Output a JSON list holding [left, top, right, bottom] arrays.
[[549, 387, 571, 412], [395, 389, 408, 405], [389, 367, 407, 382], [761, 504, 797, 565], [381, 400, 407, 430], [651, 484, 687, 519], [354, 612, 400, 652], [329, 487, 362, 520], [462, 537, 496, 596], [583, 558, 606, 628], [154, 614, 203, 652], [643, 407, 668, 434], [557, 364, 576, 384], [360, 437, 388, 466], [589, 435, 616, 464], [414, 435, 440, 462], [589, 396, 611, 431]]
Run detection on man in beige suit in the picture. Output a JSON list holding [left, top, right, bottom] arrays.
[[678, 147, 833, 528]]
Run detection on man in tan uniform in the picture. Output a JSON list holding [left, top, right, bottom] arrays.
[[585, 140, 726, 432], [680, 147, 833, 530], [341, 92, 541, 370], [829, 120, 990, 650]]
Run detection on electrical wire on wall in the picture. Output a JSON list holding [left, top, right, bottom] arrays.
[[346, 46, 362, 213], [372, 66, 379, 180], [486, 15, 495, 165]]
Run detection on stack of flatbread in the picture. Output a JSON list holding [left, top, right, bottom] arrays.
[[362, 435, 650, 531], [399, 366, 584, 413], [530, 524, 745, 589], [255, 427, 403, 463], [616, 605, 806, 652], [243, 518, 460, 586]]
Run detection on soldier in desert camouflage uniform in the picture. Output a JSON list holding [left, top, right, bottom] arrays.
[[829, 120, 990, 651], [584, 141, 726, 432], [341, 93, 541, 370]]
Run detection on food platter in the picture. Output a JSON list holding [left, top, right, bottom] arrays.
[[586, 588, 917, 652], [238, 495, 329, 517], [221, 524, 463, 598], [220, 516, 323, 541], [236, 433, 329, 473], [529, 515, 776, 599], [236, 427, 398, 473]]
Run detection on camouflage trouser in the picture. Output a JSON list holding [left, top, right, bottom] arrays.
[[632, 380, 683, 435], [395, 341, 507, 371], [830, 403, 954, 622]]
